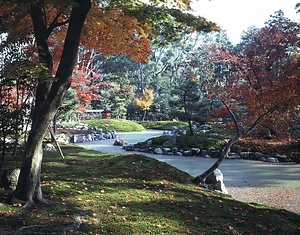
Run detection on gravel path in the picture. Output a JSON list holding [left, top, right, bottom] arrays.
[[77, 130, 300, 215], [228, 186, 300, 214]]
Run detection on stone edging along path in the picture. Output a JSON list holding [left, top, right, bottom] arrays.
[[120, 140, 296, 165]]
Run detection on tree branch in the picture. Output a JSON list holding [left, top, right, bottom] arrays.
[[244, 108, 275, 136], [46, 12, 69, 39]]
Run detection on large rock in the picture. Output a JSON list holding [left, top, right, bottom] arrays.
[[123, 144, 134, 151], [183, 150, 192, 156], [253, 152, 263, 160], [205, 169, 228, 194], [171, 147, 179, 153], [191, 148, 200, 155], [56, 133, 69, 143], [207, 147, 215, 155], [191, 169, 228, 194], [43, 143, 56, 152], [163, 136, 176, 147], [0, 168, 20, 190], [154, 148, 163, 154], [266, 157, 279, 163], [239, 152, 250, 159], [113, 139, 128, 146], [199, 124, 212, 130], [227, 154, 241, 159], [162, 148, 171, 153], [276, 155, 289, 162], [209, 150, 221, 158], [200, 150, 208, 157]]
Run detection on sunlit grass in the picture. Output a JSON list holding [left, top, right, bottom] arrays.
[[83, 119, 146, 132]]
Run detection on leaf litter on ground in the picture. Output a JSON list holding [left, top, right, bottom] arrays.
[[0, 145, 299, 235]]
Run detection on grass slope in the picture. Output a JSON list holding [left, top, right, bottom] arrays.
[[0, 145, 299, 235], [83, 119, 145, 132]]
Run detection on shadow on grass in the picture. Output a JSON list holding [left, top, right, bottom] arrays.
[[0, 145, 299, 234]]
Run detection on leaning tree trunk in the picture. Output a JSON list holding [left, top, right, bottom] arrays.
[[10, 0, 91, 207], [191, 93, 273, 185], [191, 132, 242, 185], [191, 95, 243, 185]]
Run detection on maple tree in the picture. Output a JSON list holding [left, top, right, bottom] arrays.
[[46, 26, 105, 114], [0, 0, 218, 206], [70, 63, 101, 112], [135, 88, 155, 121], [192, 11, 300, 183]]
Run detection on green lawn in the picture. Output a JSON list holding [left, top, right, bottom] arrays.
[[0, 145, 299, 234], [83, 119, 146, 132]]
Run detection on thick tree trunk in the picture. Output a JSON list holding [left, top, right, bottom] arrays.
[[10, 0, 91, 206]]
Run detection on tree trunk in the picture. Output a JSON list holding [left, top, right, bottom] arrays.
[[10, 0, 91, 206], [190, 133, 241, 185], [188, 118, 193, 136], [191, 95, 243, 185], [142, 110, 147, 121]]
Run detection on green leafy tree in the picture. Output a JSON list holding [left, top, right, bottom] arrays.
[[91, 32, 230, 121], [0, 41, 39, 165], [94, 82, 135, 119], [170, 76, 204, 134], [56, 88, 79, 123]]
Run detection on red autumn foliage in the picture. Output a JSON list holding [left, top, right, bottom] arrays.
[[207, 13, 300, 132]]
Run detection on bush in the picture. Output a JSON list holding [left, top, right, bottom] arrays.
[[83, 119, 145, 132], [139, 120, 188, 130]]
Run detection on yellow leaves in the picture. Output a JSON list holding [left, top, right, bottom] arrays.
[[134, 88, 154, 111]]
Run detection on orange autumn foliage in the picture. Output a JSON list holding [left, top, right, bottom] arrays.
[[82, 6, 152, 63], [0, 2, 152, 64]]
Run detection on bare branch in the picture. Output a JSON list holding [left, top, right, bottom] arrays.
[[244, 108, 275, 136]]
